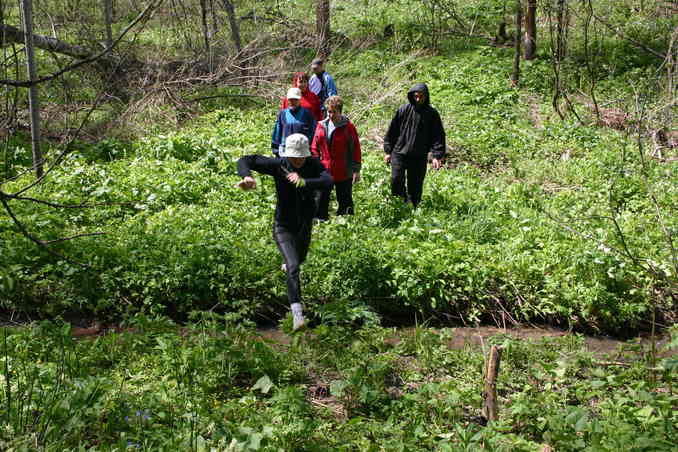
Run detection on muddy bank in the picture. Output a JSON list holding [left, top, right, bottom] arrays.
[[259, 325, 676, 359]]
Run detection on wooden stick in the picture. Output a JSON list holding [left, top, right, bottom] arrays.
[[482, 345, 502, 422]]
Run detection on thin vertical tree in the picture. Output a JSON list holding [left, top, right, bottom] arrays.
[[316, 0, 330, 59], [524, 0, 536, 60], [20, 0, 43, 178], [199, 0, 211, 56], [221, 0, 241, 54], [511, 0, 522, 86], [209, 0, 219, 38], [102, 0, 113, 48]]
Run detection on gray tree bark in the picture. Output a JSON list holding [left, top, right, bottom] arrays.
[[103, 0, 114, 48], [102, 0, 114, 48], [221, 0, 241, 53], [199, 0, 211, 56], [1, 23, 116, 66], [20, 0, 43, 178], [511, 0, 522, 86], [524, 0, 537, 60], [316, 0, 330, 58]]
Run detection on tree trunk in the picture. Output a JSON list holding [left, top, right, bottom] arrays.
[[209, 0, 219, 38], [524, 0, 536, 60], [316, 0, 330, 59], [555, 0, 567, 62], [20, 0, 43, 178], [102, 0, 114, 48], [1, 23, 117, 67], [511, 0, 522, 86], [482, 346, 503, 423], [222, 0, 241, 54], [199, 0, 211, 56], [496, 20, 510, 45]]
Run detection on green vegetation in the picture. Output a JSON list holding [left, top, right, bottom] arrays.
[[1, 317, 676, 451], [1, 47, 675, 333], [1, 0, 676, 449]]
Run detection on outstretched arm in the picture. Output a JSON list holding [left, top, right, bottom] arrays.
[[237, 154, 280, 179]]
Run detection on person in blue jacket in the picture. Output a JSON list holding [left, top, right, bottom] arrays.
[[271, 88, 317, 156], [309, 58, 338, 114]]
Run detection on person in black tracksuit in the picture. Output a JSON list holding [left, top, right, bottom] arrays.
[[383, 83, 446, 207], [237, 134, 332, 331]]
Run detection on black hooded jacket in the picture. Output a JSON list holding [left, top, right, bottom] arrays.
[[383, 83, 446, 159]]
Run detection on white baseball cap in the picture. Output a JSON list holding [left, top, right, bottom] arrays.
[[282, 134, 310, 158], [286, 87, 302, 100]]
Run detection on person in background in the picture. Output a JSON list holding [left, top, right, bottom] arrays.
[[237, 134, 332, 331], [311, 95, 361, 220], [308, 58, 338, 115], [383, 83, 446, 207], [271, 87, 317, 156], [281, 72, 322, 121]]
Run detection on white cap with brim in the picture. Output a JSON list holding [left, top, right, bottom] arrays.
[[282, 134, 311, 158], [286, 87, 302, 100]]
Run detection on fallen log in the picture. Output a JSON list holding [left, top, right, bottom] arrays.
[[0, 23, 116, 66]]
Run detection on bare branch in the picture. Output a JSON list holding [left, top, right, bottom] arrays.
[[0, 0, 162, 87], [4, 90, 105, 195], [185, 93, 265, 103], [6, 194, 136, 209], [1, 23, 103, 60], [590, 13, 666, 61], [543, 209, 660, 278], [0, 191, 90, 267], [43, 232, 106, 245]]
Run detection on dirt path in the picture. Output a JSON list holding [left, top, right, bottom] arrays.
[[5, 317, 666, 359], [258, 325, 674, 358]]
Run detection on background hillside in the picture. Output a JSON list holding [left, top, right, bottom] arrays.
[[0, 2, 676, 449]]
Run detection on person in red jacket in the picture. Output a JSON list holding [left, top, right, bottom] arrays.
[[281, 72, 323, 121], [311, 95, 361, 220]]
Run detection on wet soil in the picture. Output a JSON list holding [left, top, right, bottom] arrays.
[[257, 325, 675, 358], [3, 315, 672, 359]]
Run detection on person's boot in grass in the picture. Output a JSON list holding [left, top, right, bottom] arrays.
[[291, 302, 306, 331]]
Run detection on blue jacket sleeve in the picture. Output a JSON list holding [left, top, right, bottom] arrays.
[[271, 111, 284, 153], [326, 74, 338, 97]]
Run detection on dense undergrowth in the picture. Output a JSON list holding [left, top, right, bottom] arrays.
[[1, 0, 677, 449], [1, 46, 676, 334], [1, 316, 676, 451]]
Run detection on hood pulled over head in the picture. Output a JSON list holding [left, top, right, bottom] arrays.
[[407, 83, 430, 107]]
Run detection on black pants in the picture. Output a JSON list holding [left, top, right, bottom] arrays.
[[390, 153, 428, 207], [315, 179, 354, 220], [273, 222, 312, 305]]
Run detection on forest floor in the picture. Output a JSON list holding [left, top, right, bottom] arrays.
[[2, 315, 676, 451], [260, 325, 676, 358]]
